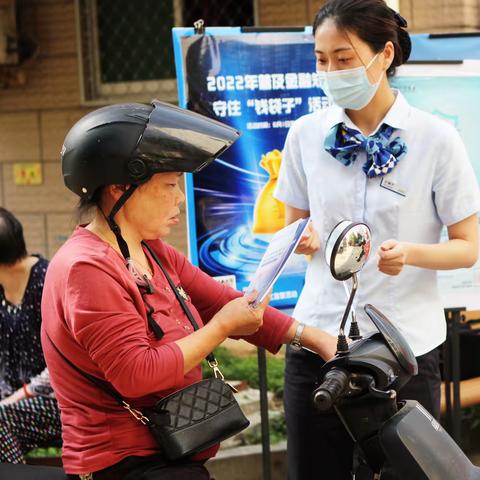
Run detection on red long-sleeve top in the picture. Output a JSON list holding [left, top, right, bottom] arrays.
[[41, 227, 293, 475]]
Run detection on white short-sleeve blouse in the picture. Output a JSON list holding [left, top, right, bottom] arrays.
[[275, 91, 480, 355]]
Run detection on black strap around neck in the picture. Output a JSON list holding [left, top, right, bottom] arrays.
[[101, 185, 165, 340], [142, 241, 216, 365], [106, 184, 139, 260]]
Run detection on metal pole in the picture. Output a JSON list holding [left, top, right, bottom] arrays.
[[451, 308, 463, 445], [253, 0, 259, 26], [257, 347, 272, 480], [444, 307, 464, 445], [443, 317, 452, 434]]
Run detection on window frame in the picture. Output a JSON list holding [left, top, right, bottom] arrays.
[[75, 0, 182, 106]]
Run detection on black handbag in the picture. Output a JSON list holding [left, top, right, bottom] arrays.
[[144, 377, 249, 460], [47, 242, 249, 461]]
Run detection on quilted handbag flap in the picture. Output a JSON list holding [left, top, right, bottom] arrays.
[[156, 378, 236, 431]]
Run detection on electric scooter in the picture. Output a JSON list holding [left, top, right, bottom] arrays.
[[314, 220, 480, 479]]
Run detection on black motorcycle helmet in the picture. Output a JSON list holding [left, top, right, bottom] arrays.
[[62, 99, 239, 200], [61, 99, 239, 269]]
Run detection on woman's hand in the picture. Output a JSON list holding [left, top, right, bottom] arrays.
[[295, 223, 320, 255], [176, 291, 270, 374], [379, 216, 478, 273], [308, 330, 338, 361], [377, 239, 409, 276], [0, 386, 29, 406], [213, 291, 269, 337]]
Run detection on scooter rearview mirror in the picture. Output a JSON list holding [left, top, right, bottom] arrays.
[[325, 221, 371, 281], [325, 221, 371, 353]]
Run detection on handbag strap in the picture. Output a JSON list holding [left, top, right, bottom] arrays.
[[142, 241, 218, 368], [44, 331, 150, 425]]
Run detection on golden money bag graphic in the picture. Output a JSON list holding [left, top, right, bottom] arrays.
[[252, 149, 285, 234]]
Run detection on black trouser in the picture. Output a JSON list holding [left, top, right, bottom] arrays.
[[283, 345, 441, 480], [67, 454, 210, 480]]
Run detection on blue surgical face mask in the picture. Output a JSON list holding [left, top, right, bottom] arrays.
[[317, 52, 383, 110]]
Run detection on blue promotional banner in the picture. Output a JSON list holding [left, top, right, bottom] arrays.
[[172, 27, 327, 308]]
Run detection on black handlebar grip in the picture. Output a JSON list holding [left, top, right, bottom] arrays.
[[313, 368, 349, 411]]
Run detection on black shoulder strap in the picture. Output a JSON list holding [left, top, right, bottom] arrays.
[[44, 331, 125, 406], [45, 332, 150, 425], [142, 241, 216, 365]]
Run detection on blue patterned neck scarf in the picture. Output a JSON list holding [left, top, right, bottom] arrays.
[[324, 123, 408, 178]]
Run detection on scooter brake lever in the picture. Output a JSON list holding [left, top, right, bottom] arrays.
[[349, 373, 397, 400], [368, 380, 396, 400]]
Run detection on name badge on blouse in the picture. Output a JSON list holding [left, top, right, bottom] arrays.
[[380, 177, 407, 197]]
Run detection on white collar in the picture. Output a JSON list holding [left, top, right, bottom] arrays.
[[324, 89, 411, 134]]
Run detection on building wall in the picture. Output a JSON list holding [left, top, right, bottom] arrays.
[[257, 0, 326, 26], [0, 0, 188, 258], [258, 0, 480, 32], [400, 0, 480, 33], [0, 0, 89, 258]]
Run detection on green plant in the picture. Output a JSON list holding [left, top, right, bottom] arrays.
[[25, 447, 61, 458], [269, 411, 288, 443], [242, 411, 287, 445], [464, 405, 480, 431], [202, 346, 286, 396]]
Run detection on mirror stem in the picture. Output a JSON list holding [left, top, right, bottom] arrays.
[[348, 275, 362, 340], [337, 273, 358, 354]]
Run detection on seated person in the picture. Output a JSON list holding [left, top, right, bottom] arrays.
[[0, 207, 61, 463]]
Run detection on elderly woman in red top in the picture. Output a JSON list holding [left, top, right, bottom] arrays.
[[41, 101, 336, 480]]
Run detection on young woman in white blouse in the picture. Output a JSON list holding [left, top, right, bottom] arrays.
[[274, 1, 480, 478]]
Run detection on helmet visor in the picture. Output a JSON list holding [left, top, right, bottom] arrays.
[[135, 100, 240, 174]]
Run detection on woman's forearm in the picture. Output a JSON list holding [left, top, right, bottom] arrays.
[[175, 321, 228, 374], [282, 321, 337, 361], [377, 215, 479, 275], [405, 238, 478, 270]]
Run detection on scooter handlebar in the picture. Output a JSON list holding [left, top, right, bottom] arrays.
[[313, 368, 349, 411]]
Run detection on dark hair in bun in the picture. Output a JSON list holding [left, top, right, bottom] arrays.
[[313, 0, 411, 77]]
